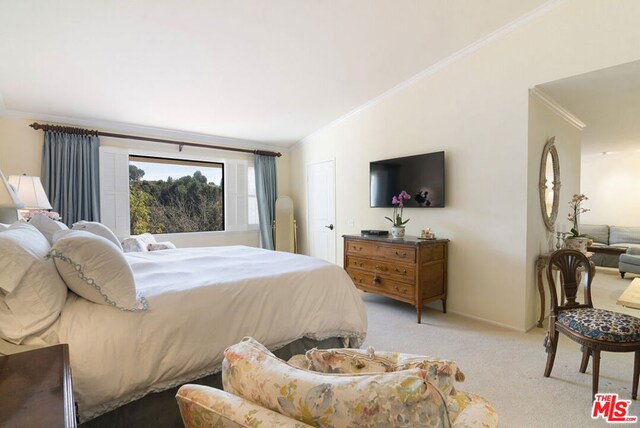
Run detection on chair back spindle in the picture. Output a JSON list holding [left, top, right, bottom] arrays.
[[546, 249, 593, 313]]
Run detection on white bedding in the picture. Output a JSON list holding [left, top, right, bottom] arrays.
[[44, 246, 367, 422]]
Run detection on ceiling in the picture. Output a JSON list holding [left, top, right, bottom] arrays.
[[538, 60, 640, 156], [0, 0, 548, 146]]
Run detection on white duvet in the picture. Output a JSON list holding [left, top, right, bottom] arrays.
[[47, 246, 367, 422]]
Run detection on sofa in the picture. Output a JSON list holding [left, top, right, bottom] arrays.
[[580, 224, 640, 268], [176, 337, 498, 428], [620, 247, 640, 278]]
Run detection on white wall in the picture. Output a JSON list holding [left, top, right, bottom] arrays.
[[0, 116, 290, 248], [581, 152, 640, 227], [526, 94, 582, 329], [290, 0, 640, 330]]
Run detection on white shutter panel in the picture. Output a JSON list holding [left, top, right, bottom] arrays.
[[225, 160, 248, 231], [99, 147, 130, 239]]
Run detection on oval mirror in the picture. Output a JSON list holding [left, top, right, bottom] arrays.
[[539, 137, 560, 232]]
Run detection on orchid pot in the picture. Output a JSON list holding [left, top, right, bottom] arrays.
[[391, 226, 406, 239]]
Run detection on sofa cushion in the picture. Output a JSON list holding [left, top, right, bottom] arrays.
[[305, 348, 464, 397], [581, 224, 609, 245], [620, 253, 640, 267], [223, 337, 451, 428], [610, 227, 640, 246]]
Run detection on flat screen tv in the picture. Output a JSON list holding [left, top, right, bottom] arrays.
[[370, 151, 445, 208]]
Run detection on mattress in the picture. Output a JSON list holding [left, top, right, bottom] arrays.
[[40, 246, 367, 422]]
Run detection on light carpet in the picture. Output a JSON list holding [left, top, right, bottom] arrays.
[[361, 269, 640, 428]]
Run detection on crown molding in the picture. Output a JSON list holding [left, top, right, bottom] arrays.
[[292, 0, 568, 151], [0, 109, 289, 153], [529, 87, 586, 130]]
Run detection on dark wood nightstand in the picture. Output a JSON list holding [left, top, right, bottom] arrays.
[[0, 344, 77, 427]]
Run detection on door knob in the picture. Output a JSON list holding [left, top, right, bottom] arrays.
[[325, 224, 334, 230]]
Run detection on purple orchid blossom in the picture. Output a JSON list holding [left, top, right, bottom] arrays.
[[385, 190, 411, 227]]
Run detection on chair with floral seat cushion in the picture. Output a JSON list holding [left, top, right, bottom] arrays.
[[543, 249, 640, 400], [175, 337, 498, 428]]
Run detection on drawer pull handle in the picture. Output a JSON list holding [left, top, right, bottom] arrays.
[[372, 276, 381, 286], [395, 251, 407, 257], [394, 268, 407, 274], [375, 265, 388, 272], [394, 286, 408, 294]]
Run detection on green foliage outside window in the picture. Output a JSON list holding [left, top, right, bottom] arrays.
[[129, 163, 223, 234]]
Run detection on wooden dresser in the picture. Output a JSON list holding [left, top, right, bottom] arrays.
[[343, 235, 449, 323], [0, 344, 77, 427]]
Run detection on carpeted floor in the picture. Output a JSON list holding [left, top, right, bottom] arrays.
[[361, 268, 640, 427]]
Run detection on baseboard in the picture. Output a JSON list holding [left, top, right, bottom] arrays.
[[446, 309, 527, 333]]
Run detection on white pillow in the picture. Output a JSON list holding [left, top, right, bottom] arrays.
[[29, 213, 69, 244], [0, 223, 9, 231], [148, 241, 176, 251], [122, 233, 157, 253], [0, 222, 68, 344], [71, 221, 123, 251], [50, 230, 147, 311]]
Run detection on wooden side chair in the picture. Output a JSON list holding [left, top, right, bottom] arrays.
[[543, 249, 640, 399]]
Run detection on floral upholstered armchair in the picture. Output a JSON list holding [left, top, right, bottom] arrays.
[[176, 337, 498, 428]]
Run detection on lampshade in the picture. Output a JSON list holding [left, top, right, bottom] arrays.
[[0, 169, 23, 208], [8, 175, 52, 210]]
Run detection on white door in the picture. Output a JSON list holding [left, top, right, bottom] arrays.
[[307, 160, 336, 263]]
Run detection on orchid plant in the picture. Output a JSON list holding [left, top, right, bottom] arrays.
[[385, 191, 411, 227], [566, 193, 590, 238]]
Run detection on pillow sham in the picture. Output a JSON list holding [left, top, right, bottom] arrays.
[[148, 241, 176, 251], [223, 337, 450, 428], [122, 233, 157, 253], [71, 221, 123, 251], [29, 213, 69, 244], [0, 222, 68, 344], [50, 230, 147, 311], [305, 348, 465, 396]]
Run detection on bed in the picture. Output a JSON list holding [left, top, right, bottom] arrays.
[[0, 223, 367, 427]]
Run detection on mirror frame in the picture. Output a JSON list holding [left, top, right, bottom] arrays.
[[539, 136, 561, 232]]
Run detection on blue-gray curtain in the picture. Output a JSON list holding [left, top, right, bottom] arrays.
[[255, 154, 277, 250], [41, 131, 101, 225]]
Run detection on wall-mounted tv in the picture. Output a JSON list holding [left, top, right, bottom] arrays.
[[370, 151, 445, 208]]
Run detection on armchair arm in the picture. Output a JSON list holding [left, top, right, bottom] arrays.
[[627, 247, 640, 256], [176, 384, 313, 428], [451, 402, 499, 428]]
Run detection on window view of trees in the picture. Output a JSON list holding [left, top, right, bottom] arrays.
[[129, 157, 224, 235]]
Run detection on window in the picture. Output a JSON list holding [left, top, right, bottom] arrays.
[[247, 165, 259, 226], [128, 156, 224, 234]]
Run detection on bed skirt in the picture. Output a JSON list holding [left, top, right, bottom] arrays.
[[79, 336, 346, 428]]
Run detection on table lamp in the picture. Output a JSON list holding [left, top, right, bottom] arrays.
[[0, 169, 24, 223], [8, 174, 52, 210]]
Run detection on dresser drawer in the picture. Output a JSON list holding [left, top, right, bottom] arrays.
[[346, 256, 415, 282], [345, 240, 416, 263], [346, 268, 415, 299]]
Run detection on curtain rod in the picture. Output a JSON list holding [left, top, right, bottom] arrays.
[[29, 122, 282, 158]]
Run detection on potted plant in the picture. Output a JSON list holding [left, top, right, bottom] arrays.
[[564, 194, 591, 253], [385, 191, 411, 238]]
